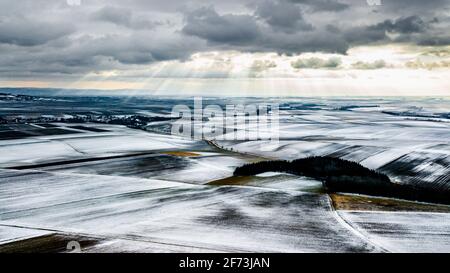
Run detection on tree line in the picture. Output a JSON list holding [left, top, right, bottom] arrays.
[[234, 156, 450, 205]]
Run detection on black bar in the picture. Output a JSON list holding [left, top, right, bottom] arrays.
[[2, 253, 449, 272]]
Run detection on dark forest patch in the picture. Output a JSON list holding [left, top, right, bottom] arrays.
[[234, 156, 450, 205]]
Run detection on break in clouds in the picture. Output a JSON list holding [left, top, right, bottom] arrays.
[[0, 0, 449, 79]]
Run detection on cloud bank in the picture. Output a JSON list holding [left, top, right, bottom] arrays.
[[0, 0, 448, 89]]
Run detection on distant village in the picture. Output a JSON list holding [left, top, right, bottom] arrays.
[[0, 93, 174, 129]]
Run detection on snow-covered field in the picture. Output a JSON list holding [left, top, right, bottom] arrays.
[[0, 124, 200, 168], [0, 123, 375, 252], [216, 103, 450, 194], [0, 169, 378, 253], [338, 211, 450, 253], [211, 99, 450, 252], [1, 97, 450, 253]]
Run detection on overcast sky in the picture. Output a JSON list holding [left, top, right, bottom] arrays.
[[0, 0, 449, 96]]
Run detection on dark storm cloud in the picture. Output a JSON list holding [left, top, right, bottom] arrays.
[[181, 0, 450, 54], [0, 17, 75, 46], [371, 16, 428, 34], [91, 6, 164, 30], [182, 7, 260, 44], [418, 36, 450, 46], [182, 5, 347, 53], [345, 15, 439, 46], [254, 1, 313, 32], [0, 0, 449, 79], [0, 30, 204, 77]]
